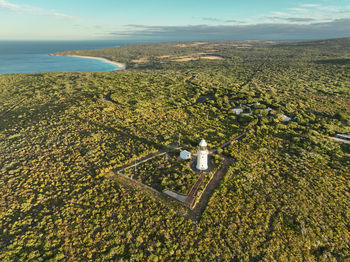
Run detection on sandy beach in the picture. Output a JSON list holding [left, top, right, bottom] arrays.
[[50, 54, 126, 70]]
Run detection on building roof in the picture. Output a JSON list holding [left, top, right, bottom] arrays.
[[180, 150, 191, 155], [232, 108, 244, 115], [248, 102, 261, 106], [280, 114, 292, 121], [199, 139, 207, 147], [180, 150, 191, 159], [336, 134, 350, 139]]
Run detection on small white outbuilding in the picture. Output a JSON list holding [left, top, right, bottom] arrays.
[[232, 108, 244, 115], [180, 150, 191, 160], [280, 114, 292, 122]]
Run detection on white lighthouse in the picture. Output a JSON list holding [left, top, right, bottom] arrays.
[[196, 139, 208, 171]]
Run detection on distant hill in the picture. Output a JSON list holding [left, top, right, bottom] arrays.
[[53, 37, 350, 69], [278, 37, 350, 57]]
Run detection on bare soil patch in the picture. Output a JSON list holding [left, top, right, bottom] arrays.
[[132, 57, 149, 63], [176, 42, 208, 48], [200, 55, 224, 60], [157, 55, 171, 58], [172, 57, 199, 62]]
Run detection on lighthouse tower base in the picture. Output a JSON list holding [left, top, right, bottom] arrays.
[[190, 156, 215, 173]]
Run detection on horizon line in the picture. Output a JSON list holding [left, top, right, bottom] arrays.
[[0, 36, 349, 42]]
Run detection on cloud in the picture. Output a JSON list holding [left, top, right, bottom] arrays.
[[264, 3, 350, 25], [198, 18, 247, 24], [225, 19, 247, 24], [287, 8, 308, 13], [284, 17, 315, 22], [113, 19, 350, 40], [201, 17, 221, 22], [270, 11, 289, 17], [301, 4, 320, 7], [0, 0, 77, 20], [268, 17, 317, 22], [0, 0, 20, 11]]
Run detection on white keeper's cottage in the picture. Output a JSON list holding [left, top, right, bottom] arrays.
[[180, 150, 191, 160]]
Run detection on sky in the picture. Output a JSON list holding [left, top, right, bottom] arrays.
[[0, 0, 349, 40]]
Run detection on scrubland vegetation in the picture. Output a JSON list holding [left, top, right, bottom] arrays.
[[0, 38, 349, 261], [122, 152, 198, 194]]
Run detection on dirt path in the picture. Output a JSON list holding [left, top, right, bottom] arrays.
[[103, 92, 119, 105], [189, 157, 234, 222], [236, 59, 267, 89], [185, 172, 205, 206], [0, 97, 26, 117], [115, 145, 181, 174], [210, 133, 246, 154], [116, 151, 167, 174], [185, 58, 268, 107]]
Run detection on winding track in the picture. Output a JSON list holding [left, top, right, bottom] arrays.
[[190, 157, 234, 221]]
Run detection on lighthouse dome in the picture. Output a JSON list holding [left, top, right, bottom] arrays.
[[199, 139, 207, 147]]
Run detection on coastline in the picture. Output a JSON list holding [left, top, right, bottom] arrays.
[[49, 54, 126, 70]]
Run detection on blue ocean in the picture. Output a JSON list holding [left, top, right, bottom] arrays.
[[0, 40, 135, 74]]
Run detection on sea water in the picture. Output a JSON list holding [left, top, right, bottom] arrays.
[[0, 40, 134, 74]]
